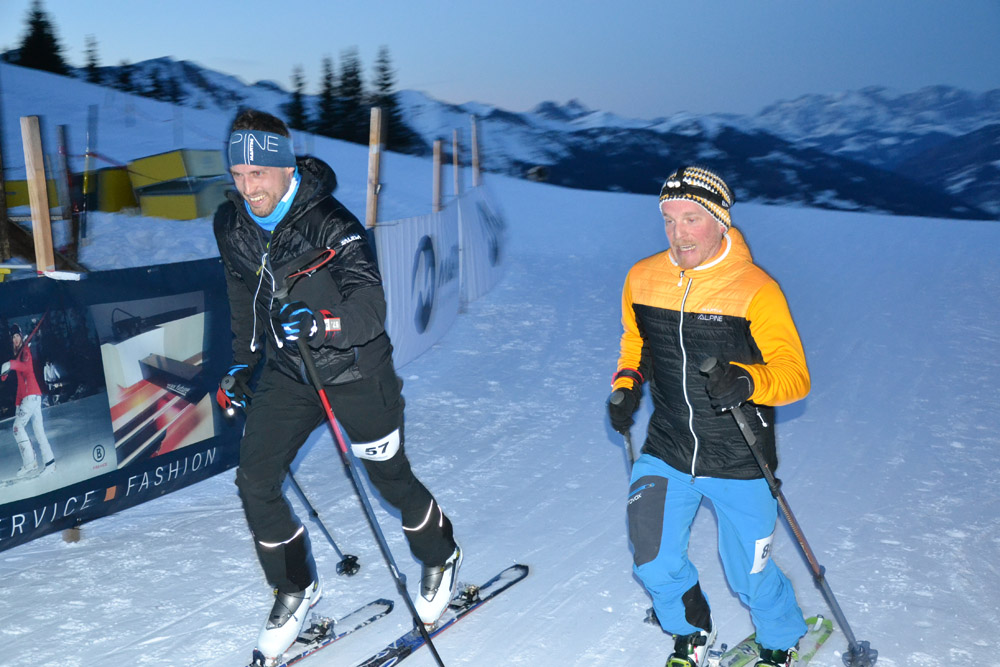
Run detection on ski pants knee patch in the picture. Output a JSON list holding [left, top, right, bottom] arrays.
[[627, 474, 668, 567]]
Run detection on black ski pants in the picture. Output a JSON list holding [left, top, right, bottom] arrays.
[[236, 360, 455, 592]]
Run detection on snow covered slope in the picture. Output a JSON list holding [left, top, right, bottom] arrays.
[[1, 61, 998, 667]]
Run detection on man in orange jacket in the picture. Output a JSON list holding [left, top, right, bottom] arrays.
[[608, 166, 809, 667]]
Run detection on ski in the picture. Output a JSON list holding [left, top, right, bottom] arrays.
[[354, 563, 529, 667], [706, 615, 834, 667], [248, 597, 394, 667]]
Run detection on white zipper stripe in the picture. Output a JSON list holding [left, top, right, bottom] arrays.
[[677, 275, 699, 478]]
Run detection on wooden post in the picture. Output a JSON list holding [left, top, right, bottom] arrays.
[[56, 125, 79, 262], [20, 116, 56, 273], [80, 103, 99, 245], [365, 107, 383, 229], [0, 71, 8, 262], [432, 139, 442, 213], [55, 125, 73, 223], [0, 118, 9, 262], [470, 115, 481, 187], [452, 129, 462, 197]]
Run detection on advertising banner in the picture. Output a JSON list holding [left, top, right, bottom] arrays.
[[373, 206, 461, 369], [457, 186, 507, 304], [0, 259, 240, 552]]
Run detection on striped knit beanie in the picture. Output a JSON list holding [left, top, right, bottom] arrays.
[[658, 166, 734, 228]]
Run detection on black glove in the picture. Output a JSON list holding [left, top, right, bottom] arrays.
[[704, 362, 754, 413], [277, 301, 319, 342], [608, 385, 641, 434], [276, 301, 339, 349], [217, 364, 253, 412]]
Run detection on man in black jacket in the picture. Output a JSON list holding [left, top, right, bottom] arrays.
[[214, 109, 461, 661]]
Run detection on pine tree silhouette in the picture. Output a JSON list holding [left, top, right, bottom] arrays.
[[17, 0, 69, 75], [371, 46, 422, 152], [282, 66, 309, 131]]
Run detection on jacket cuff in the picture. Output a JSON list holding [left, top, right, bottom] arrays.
[[612, 368, 643, 391]]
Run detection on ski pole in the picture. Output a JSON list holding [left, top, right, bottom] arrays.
[[286, 471, 361, 576], [700, 357, 878, 667], [609, 390, 636, 472], [274, 284, 446, 667]]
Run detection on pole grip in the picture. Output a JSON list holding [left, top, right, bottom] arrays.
[[609, 390, 635, 469]]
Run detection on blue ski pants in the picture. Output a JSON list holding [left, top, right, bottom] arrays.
[[627, 453, 807, 651]]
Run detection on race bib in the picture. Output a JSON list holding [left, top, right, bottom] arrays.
[[351, 429, 401, 461]]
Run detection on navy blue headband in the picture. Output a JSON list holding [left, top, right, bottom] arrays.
[[228, 130, 295, 167]]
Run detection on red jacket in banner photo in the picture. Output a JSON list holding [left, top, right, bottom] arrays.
[[8, 345, 42, 406]]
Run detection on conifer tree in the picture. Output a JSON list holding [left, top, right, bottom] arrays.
[[338, 47, 366, 144], [84, 34, 100, 84], [282, 65, 309, 131], [17, 0, 69, 75], [313, 55, 340, 138], [115, 60, 134, 92], [371, 46, 420, 152]]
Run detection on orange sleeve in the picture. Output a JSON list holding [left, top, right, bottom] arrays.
[[614, 269, 644, 391], [732, 280, 810, 406]]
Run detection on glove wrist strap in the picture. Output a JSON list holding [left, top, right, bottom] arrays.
[[612, 368, 643, 390]]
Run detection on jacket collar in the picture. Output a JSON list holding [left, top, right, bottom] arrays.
[[667, 226, 753, 275]]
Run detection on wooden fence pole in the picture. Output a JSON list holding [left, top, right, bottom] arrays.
[[432, 139, 442, 213], [20, 116, 55, 273], [0, 119, 9, 262], [56, 124, 79, 262], [365, 107, 383, 229], [452, 129, 461, 197], [470, 115, 481, 187]]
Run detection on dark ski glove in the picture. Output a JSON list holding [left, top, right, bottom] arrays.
[[704, 362, 754, 413], [217, 364, 253, 412], [608, 385, 641, 434], [276, 301, 340, 349]]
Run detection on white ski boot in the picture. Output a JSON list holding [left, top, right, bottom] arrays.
[[414, 545, 462, 626], [254, 579, 322, 662], [15, 464, 40, 479]]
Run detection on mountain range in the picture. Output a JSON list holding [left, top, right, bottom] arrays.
[[50, 56, 1000, 220]]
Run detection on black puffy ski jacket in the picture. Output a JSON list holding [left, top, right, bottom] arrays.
[[213, 157, 393, 386]]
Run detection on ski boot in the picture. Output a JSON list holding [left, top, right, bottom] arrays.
[[15, 463, 40, 478], [666, 624, 717, 667], [414, 544, 462, 626], [755, 643, 798, 666], [254, 579, 322, 662]]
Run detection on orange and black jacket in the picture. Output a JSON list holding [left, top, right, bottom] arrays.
[[613, 227, 809, 480]]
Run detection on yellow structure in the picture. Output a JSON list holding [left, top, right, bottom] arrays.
[[84, 167, 139, 212], [137, 177, 232, 220], [127, 149, 226, 190], [5, 177, 60, 208]]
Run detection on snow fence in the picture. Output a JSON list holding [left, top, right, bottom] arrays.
[[375, 184, 506, 368]]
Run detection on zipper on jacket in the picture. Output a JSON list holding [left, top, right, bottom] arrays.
[[676, 272, 699, 481]]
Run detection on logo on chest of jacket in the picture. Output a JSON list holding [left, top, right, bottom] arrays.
[[696, 313, 724, 323]]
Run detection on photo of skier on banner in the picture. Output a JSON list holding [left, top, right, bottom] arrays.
[[2, 321, 57, 481]]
